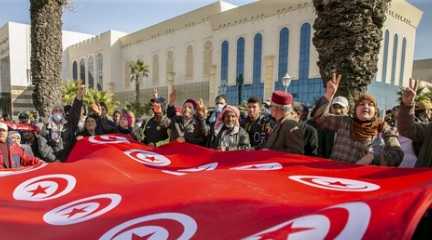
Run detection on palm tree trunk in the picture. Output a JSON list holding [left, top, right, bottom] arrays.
[[30, 0, 66, 117], [313, 0, 390, 104], [135, 77, 140, 104]]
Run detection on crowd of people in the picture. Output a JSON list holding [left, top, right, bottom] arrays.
[[1, 74, 431, 170]]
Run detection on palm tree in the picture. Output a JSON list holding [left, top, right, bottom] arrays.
[[30, 0, 68, 117], [312, 0, 390, 104], [129, 59, 150, 104]]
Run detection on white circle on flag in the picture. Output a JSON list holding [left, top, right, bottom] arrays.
[[244, 201, 371, 240], [288, 175, 380, 192], [99, 212, 197, 240], [43, 193, 122, 226], [162, 162, 218, 176], [0, 162, 47, 178], [89, 135, 129, 144], [124, 149, 171, 167], [230, 162, 283, 171], [13, 174, 76, 202]]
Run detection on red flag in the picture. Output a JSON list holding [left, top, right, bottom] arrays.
[[1, 134, 431, 239]]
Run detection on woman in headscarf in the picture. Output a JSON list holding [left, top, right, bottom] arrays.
[[312, 73, 403, 166], [208, 105, 250, 151], [167, 88, 210, 146]]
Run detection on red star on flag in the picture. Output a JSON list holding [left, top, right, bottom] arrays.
[[327, 181, 350, 187], [145, 156, 156, 162], [64, 207, 87, 218], [258, 222, 314, 239], [28, 184, 49, 197], [132, 233, 154, 240]]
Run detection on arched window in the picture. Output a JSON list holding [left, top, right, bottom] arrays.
[[381, 30, 390, 83], [220, 41, 229, 85], [203, 41, 213, 77], [88, 56, 94, 89], [79, 59, 86, 84], [278, 28, 289, 82], [186, 45, 193, 80], [236, 37, 245, 81], [152, 54, 159, 85], [72, 61, 78, 80], [253, 33, 263, 84], [96, 53, 103, 90], [391, 34, 399, 85], [399, 38, 407, 86], [166, 51, 174, 84], [299, 23, 311, 79]]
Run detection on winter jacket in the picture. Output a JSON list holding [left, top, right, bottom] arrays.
[[0, 143, 40, 168], [41, 98, 82, 161], [300, 122, 319, 156], [208, 125, 251, 151], [398, 104, 432, 167], [241, 114, 275, 148], [138, 117, 170, 146], [265, 116, 304, 154]]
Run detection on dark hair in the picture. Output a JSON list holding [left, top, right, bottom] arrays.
[[247, 96, 261, 104], [99, 102, 108, 111], [215, 95, 227, 103], [85, 113, 99, 122]]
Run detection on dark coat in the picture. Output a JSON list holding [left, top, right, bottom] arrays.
[[208, 125, 251, 151], [300, 122, 319, 156], [241, 114, 275, 148], [265, 116, 304, 154]]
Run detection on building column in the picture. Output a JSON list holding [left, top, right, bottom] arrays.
[[263, 55, 275, 100]]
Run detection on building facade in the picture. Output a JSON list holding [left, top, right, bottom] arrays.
[[63, 0, 422, 109], [0, 22, 94, 116]]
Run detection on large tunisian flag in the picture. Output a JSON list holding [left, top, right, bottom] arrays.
[[1, 134, 432, 239]]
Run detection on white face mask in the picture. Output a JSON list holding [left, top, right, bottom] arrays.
[[215, 104, 224, 113], [53, 113, 64, 122]]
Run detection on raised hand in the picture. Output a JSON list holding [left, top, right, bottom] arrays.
[[324, 72, 342, 101], [91, 102, 102, 116], [402, 78, 418, 106], [169, 88, 177, 106], [153, 88, 159, 99], [196, 98, 208, 119]]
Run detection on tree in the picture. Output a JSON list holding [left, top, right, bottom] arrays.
[[312, 0, 391, 104], [30, 0, 68, 117], [129, 59, 150, 105]]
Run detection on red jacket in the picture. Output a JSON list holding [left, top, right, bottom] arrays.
[[0, 143, 40, 169]]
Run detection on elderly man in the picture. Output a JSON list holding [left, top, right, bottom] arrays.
[[0, 122, 40, 168], [264, 91, 304, 154]]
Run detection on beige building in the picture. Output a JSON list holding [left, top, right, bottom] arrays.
[[413, 59, 432, 87], [64, 0, 423, 109], [0, 21, 94, 116]]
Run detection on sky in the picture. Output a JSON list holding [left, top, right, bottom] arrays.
[[0, 0, 430, 60]]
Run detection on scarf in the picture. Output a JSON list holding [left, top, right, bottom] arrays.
[[351, 94, 383, 142]]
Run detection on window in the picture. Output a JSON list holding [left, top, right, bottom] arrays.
[[381, 30, 390, 83], [278, 28, 289, 82], [220, 41, 229, 85], [399, 38, 407, 86], [72, 61, 78, 80], [236, 37, 245, 81], [253, 33, 263, 84], [88, 56, 94, 89], [203, 41, 213, 77], [152, 54, 159, 85], [96, 53, 103, 90], [186, 45, 193, 80], [391, 34, 399, 85], [79, 59, 86, 84], [299, 23, 311, 80]]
